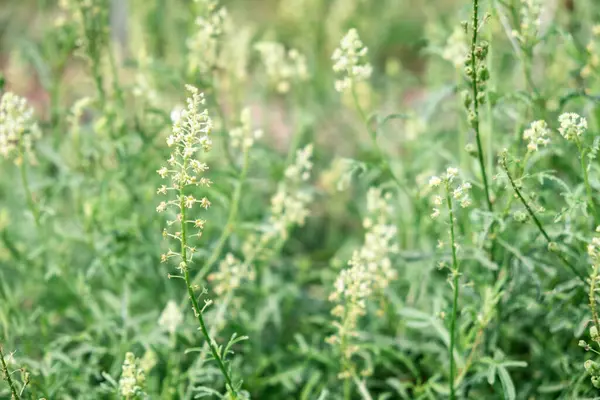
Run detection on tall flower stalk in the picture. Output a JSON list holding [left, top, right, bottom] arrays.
[[0, 92, 42, 228], [156, 85, 240, 398], [429, 167, 472, 399], [465, 0, 493, 212]]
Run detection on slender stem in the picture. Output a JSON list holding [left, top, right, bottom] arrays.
[[577, 140, 598, 224], [18, 147, 40, 229], [454, 325, 484, 387], [178, 158, 237, 398], [446, 183, 460, 400], [590, 261, 600, 334], [500, 158, 585, 282], [0, 344, 20, 400], [470, 0, 493, 212]]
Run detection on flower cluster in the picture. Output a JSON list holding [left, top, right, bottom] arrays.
[[332, 28, 373, 92], [512, 0, 543, 46], [187, 3, 228, 74], [327, 188, 398, 379], [229, 108, 263, 150], [523, 120, 550, 152], [0, 92, 41, 163], [429, 167, 472, 219], [157, 85, 214, 272], [158, 300, 184, 335], [558, 112, 587, 141], [255, 42, 309, 94], [582, 25, 600, 79], [268, 144, 314, 239], [208, 253, 256, 296], [119, 352, 146, 398], [588, 228, 600, 262], [442, 26, 468, 68]]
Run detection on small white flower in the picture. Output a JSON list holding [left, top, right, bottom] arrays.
[[429, 176, 442, 187], [332, 29, 372, 92], [558, 112, 587, 141], [431, 208, 441, 219], [158, 300, 183, 334], [170, 106, 184, 124], [523, 120, 550, 152]]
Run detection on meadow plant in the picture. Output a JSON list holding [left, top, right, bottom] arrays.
[[4, 0, 600, 398], [156, 85, 243, 398]]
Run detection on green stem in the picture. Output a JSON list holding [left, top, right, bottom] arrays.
[[0, 344, 20, 400], [446, 183, 460, 400], [18, 147, 40, 229], [470, 0, 493, 213], [577, 140, 598, 224], [500, 157, 585, 282], [590, 261, 600, 334], [178, 158, 238, 399]]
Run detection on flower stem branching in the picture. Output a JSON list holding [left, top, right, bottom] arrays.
[[500, 152, 585, 282]]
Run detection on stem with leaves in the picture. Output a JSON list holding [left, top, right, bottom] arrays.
[[469, 0, 493, 213], [18, 145, 40, 229], [499, 153, 585, 282], [576, 139, 598, 224], [590, 260, 600, 334], [0, 344, 19, 400], [178, 157, 238, 399], [445, 182, 460, 400]]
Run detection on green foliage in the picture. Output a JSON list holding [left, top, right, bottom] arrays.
[[1, 0, 600, 398]]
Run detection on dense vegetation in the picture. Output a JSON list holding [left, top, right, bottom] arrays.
[[1, 0, 600, 398]]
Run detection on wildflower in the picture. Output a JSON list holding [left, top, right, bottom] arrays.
[[442, 26, 468, 67], [170, 105, 184, 124], [0, 92, 41, 163], [267, 144, 314, 239], [157, 85, 213, 259], [255, 42, 308, 94], [119, 352, 146, 398], [200, 197, 211, 209], [327, 188, 397, 379], [207, 253, 256, 296], [156, 202, 167, 213], [185, 195, 196, 208], [523, 120, 550, 152], [158, 300, 183, 334], [429, 176, 442, 188], [431, 208, 441, 219], [512, 0, 544, 45], [229, 108, 263, 150], [558, 113, 587, 141], [332, 28, 372, 92], [187, 5, 228, 74]]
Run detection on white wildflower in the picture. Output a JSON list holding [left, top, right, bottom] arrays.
[[255, 42, 309, 94], [523, 120, 550, 152], [558, 112, 587, 141], [332, 28, 372, 92], [158, 300, 183, 334], [0, 92, 41, 163], [119, 352, 146, 398]]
